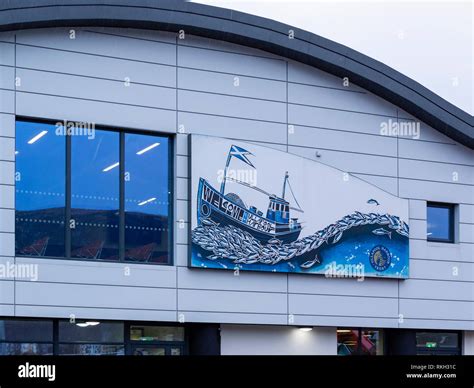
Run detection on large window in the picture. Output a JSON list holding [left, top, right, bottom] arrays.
[[416, 332, 460, 355], [427, 202, 455, 243], [58, 321, 124, 356], [125, 134, 170, 263], [15, 120, 172, 264], [337, 328, 384, 355], [15, 121, 66, 257], [0, 319, 187, 356], [71, 131, 120, 261], [0, 319, 53, 355]]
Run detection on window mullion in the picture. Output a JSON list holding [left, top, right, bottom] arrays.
[[119, 132, 125, 262]]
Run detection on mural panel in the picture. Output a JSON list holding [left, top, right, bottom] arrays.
[[189, 135, 409, 279]]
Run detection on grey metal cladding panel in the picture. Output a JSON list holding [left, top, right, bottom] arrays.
[[177, 267, 287, 293], [289, 103, 396, 136], [0, 89, 14, 113], [397, 113, 457, 144], [0, 280, 14, 304], [294, 315, 398, 329], [178, 67, 286, 102], [0, 42, 14, 66], [0, 161, 14, 186], [289, 294, 398, 317], [399, 138, 474, 166], [460, 204, 474, 224], [288, 60, 365, 92], [0, 113, 14, 137], [15, 257, 177, 288], [401, 319, 474, 331], [16, 28, 176, 66], [16, 281, 177, 311], [0, 232, 15, 257], [178, 311, 287, 325], [85, 26, 177, 44], [0, 185, 14, 209], [399, 279, 474, 302], [178, 34, 283, 60], [17, 68, 176, 110], [409, 199, 427, 220], [353, 174, 398, 196], [399, 179, 473, 204], [16, 92, 176, 133], [177, 45, 286, 80], [288, 146, 398, 177], [0, 65, 13, 89], [409, 219, 427, 240], [288, 82, 397, 117], [0, 136, 14, 161], [410, 239, 474, 262], [177, 289, 287, 314], [460, 223, 474, 243], [178, 90, 286, 123], [176, 199, 188, 223], [176, 177, 188, 201], [15, 305, 177, 322], [399, 299, 474, 321], [288, 275, 398, 298], [0, 208, 14, 232], [288, 125, 397, 157], [16, 45, 177, 88], [178, 112, 287, 144], [175, 244, 188, 267], [410, 258, 474, 284], [176, 133, 188, 155]]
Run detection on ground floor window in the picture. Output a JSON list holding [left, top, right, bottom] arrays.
[[337, 328, 384, 355], [416, 332, 461, 355], [0, 319, 186, 356]]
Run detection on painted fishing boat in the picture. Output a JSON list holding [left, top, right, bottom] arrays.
[[196, 145, 303, 244]]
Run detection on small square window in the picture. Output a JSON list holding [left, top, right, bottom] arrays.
[[427, 202, 455, 243]]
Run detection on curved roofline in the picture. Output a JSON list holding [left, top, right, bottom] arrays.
[[0, 0, 472, 148]]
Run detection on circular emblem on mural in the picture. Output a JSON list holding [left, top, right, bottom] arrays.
[[369, 245, 391, 272]]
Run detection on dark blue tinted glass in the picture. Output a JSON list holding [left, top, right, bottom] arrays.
[[124, 134, 170, 263], [71, 130, 120, 260], [15, 121, 65, 257], [427, 205, 452, 241]]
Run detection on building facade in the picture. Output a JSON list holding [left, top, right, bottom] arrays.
[[0, 1, 472, 356]]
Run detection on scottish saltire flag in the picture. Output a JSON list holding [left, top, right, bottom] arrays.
[[229, 145, 255, 168]]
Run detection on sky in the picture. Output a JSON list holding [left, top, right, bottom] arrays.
[[193, 0, 473, 115]]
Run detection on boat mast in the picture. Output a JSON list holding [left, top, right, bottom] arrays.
[[220, 149, 233, 194], [282, 171, 289, 199]]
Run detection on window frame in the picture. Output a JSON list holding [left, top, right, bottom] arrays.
[[427, 202, 455, 243], [15, 117, 174, 266]]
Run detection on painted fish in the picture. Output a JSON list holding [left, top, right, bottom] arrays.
[[367, 199, 380, 206], [300, 255, 321, 269], [372, 228, 392, 239], [332, 231, 343, 244], [268, 238, 282, 245]]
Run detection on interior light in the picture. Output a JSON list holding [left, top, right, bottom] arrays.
[[138, 197, 157, 206], [337, 329, 352, 333], [15, 151, 19, 155], [299, 327, 312, 332], [102, 162, 119, 172], [76, 322, 89, 327], [27, 130, 48, 144], [136, 142, 160, 155], [86, 321, 100, 326]]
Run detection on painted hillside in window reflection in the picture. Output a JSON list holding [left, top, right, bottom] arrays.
[[15, 208, 169, 263]]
